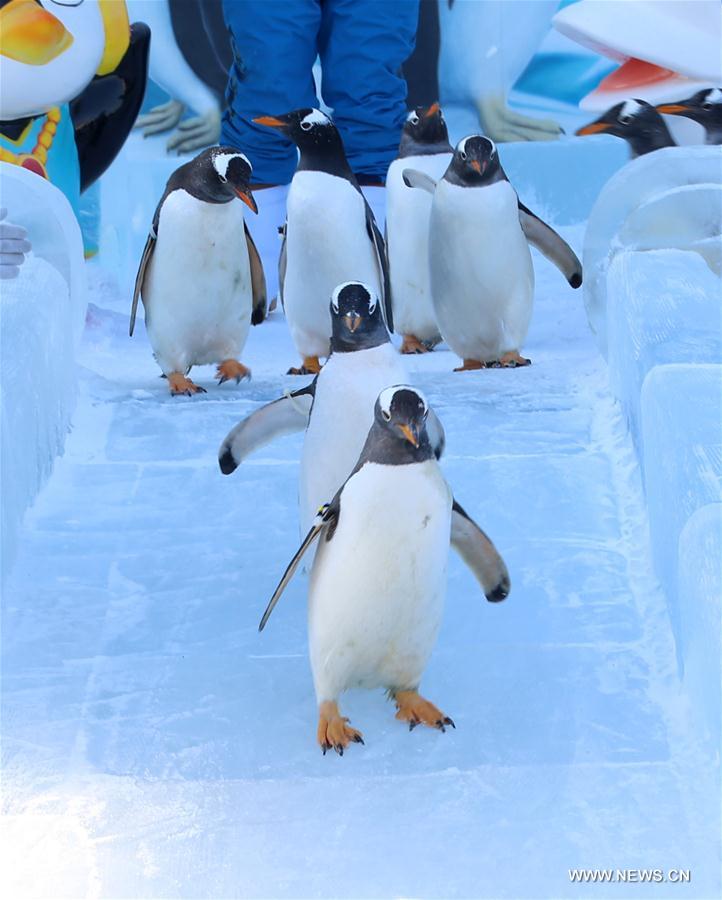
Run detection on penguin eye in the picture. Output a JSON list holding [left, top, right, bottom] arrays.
[[618, 114, 633, 125], [300, 121, 313, 132], [382, 409, 391, 422], [459, 150, 467, 161], [703, 102, 712, 110]]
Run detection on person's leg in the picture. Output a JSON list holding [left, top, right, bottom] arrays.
[[318, 0, 419, 182], [221, 0, 321, 185]]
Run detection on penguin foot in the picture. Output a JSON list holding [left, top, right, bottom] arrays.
[[400, 334, 432, 355], [453, 359, 486, 372], [393, 690, 455, 733], [489, 351, 531, 368], [167, 372, 207, 396], [287, 356, 322, 376], [216, 359, 252, 384], [317, 700, 364, 756]]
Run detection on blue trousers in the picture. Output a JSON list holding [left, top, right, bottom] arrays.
[[221, 0, 419, 184]]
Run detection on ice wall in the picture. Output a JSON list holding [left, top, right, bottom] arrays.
[[0, 166, 85, 578], [589, 149, 722, 741]]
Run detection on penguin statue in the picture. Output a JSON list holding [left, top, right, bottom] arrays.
[[219, 281, 444, 535], [254, 109, 391, 375], [130, 146, 265, 396], [386, 103, 452, 354], [0, 0, 149, 214], [576, 99, 676, 157], [258, 384, 510, 755], [657, 89, 722, 145], [403, 135, 582, 370]]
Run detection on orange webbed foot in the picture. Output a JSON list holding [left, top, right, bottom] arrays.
[[317, 700, 365, 756], [393, 690, 455, 732], [216, 359, 251, 384], [287, 356, 322, 376], [453, 358, 486, 372], [489, 351, 531, 368], [167, 372, 207, 396], [400, 334, 431, 354]]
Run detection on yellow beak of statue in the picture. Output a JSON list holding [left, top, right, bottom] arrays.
[[0, 0, 73, 65]]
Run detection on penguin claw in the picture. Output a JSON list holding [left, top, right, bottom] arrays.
[[216, 360, 251, 385], [394, 690, 453, 734], [317, 700, 364, 756]]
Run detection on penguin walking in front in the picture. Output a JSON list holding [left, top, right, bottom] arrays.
[[219, 282, 443, 534], [576, 99, 676, 157], [258, 385, 510, 755], [253, 109, 390, 375], [130, 146, 267, 396], [386, 103, 452, 354], [657, 89, 722, 145], [403, 136, 582, 371]]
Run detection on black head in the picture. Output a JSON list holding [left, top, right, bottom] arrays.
[[182, 146, 257, 210], [657, 88, 722, 134], [329, 282, 388, 353], [576, 100, 674, 155], [254, 107, 344, 153], [376, 385, 429, 450], [445, 135, 502, 186], [399, 102, 452, 157]]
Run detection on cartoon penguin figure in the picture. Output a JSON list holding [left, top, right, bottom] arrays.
[[219, 282, 443, 533], [576, 99, 676, 157], [657, 89, 722, 145], [254, 109, 390, 374], [386, 103, 452, 354], [131, 147, 266, 395], [403, 135, 582, 370], [259, 384, 510, 754]]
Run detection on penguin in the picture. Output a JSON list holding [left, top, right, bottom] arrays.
[[219, 281, 444, 534], [258, 384, 510, 754], [576, 99, 675, 157], [657, 89, 722, 145], [386, 103, 452, 354], [130, 147, 266, 396], [253, 109, 391, 375], [402, 135, 582, 371]]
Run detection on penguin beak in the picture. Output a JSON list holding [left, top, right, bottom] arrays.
[[253, 115, 289, 130], [424, 102, 440, 118], [344, 313, 361, 333], [576, 121, 610, 136], [0, 0, 73, 65], [655, 103, 688, 115], [235, 189, 258, 214], [398, 423, 420, 448], [470, 159, 483, 174]]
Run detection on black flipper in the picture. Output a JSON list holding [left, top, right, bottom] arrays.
[[259, 497, 339, 631], [129, 197, 163, 337], [245, 223, 268, 325], [518, 202, 582, 289], [451, 499, 510, 602], [218, 380, 316, 475], [364, 199, 393, 333], [426, 407, 446, 460], [71, 22, 150, 193], [277, 222, 287, 311]]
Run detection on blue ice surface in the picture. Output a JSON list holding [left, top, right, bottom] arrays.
[[2, 129, 721, 896]]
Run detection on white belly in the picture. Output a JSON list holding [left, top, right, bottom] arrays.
[[144, 191, 252, 373], [430, 179, 534, 362], [386, 153, 451, 342], [299, 343, 407, 533], [308, 460, 453, 702], [284, 171, 382, 358]]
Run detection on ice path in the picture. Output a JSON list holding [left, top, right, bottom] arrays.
[[3, 233, 719, 898]]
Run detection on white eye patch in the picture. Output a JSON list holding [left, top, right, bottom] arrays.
[[378, 385, 427, 419], [705, 88, 722, 105], [406, 111, 420, 125], [213, 152, 251, 181], [619, 99, 642, 120], [330, 281, 375, 313], [301, 109, 330, 129]]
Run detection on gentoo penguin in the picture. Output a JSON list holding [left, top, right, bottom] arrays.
[[386, 103, 452, 354], [253, 109, 390, 375], [259, 385, 510, 754], [403, 135, 582, 370], [219, 282, 443, 534], [576, 99, 675, 157], [130, 147, 266, 395], [657, 89, 722, 145]]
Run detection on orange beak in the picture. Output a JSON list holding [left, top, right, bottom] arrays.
[[398, 424, 419, 448], [235, 189, 258, 214], [344, 314, 361, 333], [576, 121, 611, 136], [470, 159, 482, 173], [655, 103, 688, 115], [0, 0, 73, 65], [424, 101, 440, 118], [253, 115, 288, 129]]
